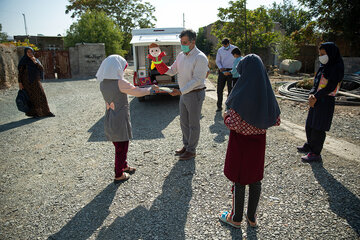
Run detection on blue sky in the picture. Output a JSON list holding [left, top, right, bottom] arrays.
[[0, 0, 289, 38]]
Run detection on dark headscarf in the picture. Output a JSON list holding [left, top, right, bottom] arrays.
[[319, 42, 344, 81], [226, 54, 280, 129], [18, 47, 42, 83]]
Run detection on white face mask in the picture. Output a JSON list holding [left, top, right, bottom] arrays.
[[319, 55, 329, 64]]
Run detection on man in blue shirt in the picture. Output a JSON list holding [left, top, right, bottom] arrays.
[[215, 38, 238, 111]]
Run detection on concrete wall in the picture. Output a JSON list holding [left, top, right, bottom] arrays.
[[343, 58, 360, 73], [314, 57, 360, 75], [204, 23, 218, 48], [0, 44, 26, 89], [69, 43, 106, 78], [255, 47, 275, 66], [296, 45, 318, 73]]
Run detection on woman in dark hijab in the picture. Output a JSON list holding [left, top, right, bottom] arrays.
[[219, 54, 280, 228], [297, 42, 344, 162], [18, 47, 54, 118]]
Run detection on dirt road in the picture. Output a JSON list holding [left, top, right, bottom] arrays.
[[0, 76, 359, 239]]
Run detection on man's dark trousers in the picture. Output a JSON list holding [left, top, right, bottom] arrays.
[[217, 70, 233, 109]]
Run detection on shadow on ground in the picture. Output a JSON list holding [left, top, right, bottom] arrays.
[[209, 111, 229, 143], [48, 183, 120, 240], [87, 95, 179, 142], [0, 117, 41, 133], [96, 159, 195, 240], [310, 162, 360, 236]]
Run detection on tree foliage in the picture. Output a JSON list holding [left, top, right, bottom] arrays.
[[65, 0, 156, 33], [297, 0, 360, 44], [64, 10, 126, 56], [291, 21, 322, 46], [212, 0, 277, 54], [1, 39, 39, 51], [0, 24, 9, 43], [268, 0, 311, 36], [273, 34, 299, 60]]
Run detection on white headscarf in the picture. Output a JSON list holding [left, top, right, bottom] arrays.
[[96, 55, 128, 82]]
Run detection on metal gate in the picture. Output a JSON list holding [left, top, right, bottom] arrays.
[[35, 50, 55, 79], [55, 51, 71, 79], [35, 50, 71, 79]]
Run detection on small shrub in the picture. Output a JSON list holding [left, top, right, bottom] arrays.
[[296, 78, 313, 89], [1, 39, 39, 51], [207, 55, 217, 72]]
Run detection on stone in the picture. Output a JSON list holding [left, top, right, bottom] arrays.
[[279, 59, 302, 74]]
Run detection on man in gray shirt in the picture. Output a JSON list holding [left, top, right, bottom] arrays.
[[166, 29, 209, 161], [215, 38, 237, 111]]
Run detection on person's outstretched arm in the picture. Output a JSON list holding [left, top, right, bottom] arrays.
[[118, 79, 153, 97]]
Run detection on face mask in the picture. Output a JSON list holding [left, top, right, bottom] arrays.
[[225, 46, 230, 50], [319, 55, 329, 64], [181, 44, 191, 53]]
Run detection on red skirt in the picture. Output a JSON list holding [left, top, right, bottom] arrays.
[[224, 130, 266, 185]]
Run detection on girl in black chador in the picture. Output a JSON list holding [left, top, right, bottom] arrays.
[[298, 42, 344, 162]]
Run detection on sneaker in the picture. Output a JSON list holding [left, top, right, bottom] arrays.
[[301, 153, 322, 162]]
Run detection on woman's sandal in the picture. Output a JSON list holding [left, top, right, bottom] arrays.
[[219, 211, 242, 229], [124, 167, 136, 174], [246, 214, 258, 228], [114, 172, 130, 184]]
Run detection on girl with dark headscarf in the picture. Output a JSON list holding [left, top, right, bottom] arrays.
[[297, 42, 344, 162], [18, 47, 54, 117], [219, 54, 281, 228]]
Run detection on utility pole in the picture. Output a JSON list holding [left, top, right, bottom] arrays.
[[183, 13, 185, 28], [22, 13, 28, 36], [244, 0, 247, 54]]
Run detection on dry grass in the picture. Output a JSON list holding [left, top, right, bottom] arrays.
[[296, 78, 314, 89]]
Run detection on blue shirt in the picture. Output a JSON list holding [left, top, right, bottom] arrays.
[[231, 57, 242, 78], [216, 44, 237, 69]]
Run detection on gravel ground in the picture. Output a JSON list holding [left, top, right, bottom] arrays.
[[0, 74, 359, 239]]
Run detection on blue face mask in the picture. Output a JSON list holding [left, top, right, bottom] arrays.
[[224, 46, 230, 50], [181, 44, 191, 53]]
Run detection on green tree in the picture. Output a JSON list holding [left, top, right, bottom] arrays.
[[0, 24, 9, 42], [268, 0, 311, 36], [64, 10, 126, 56], [196, 27, 213, 56], [297, 0, 360, 46], [212, 0, 277, 54], [273, 34, 299, 60], [65, 0, 156, 34], [291, 21, 322, 46]]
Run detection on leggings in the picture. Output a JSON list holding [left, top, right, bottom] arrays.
[[230, 181, 262, 222], [113, 141, 129, 178]]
